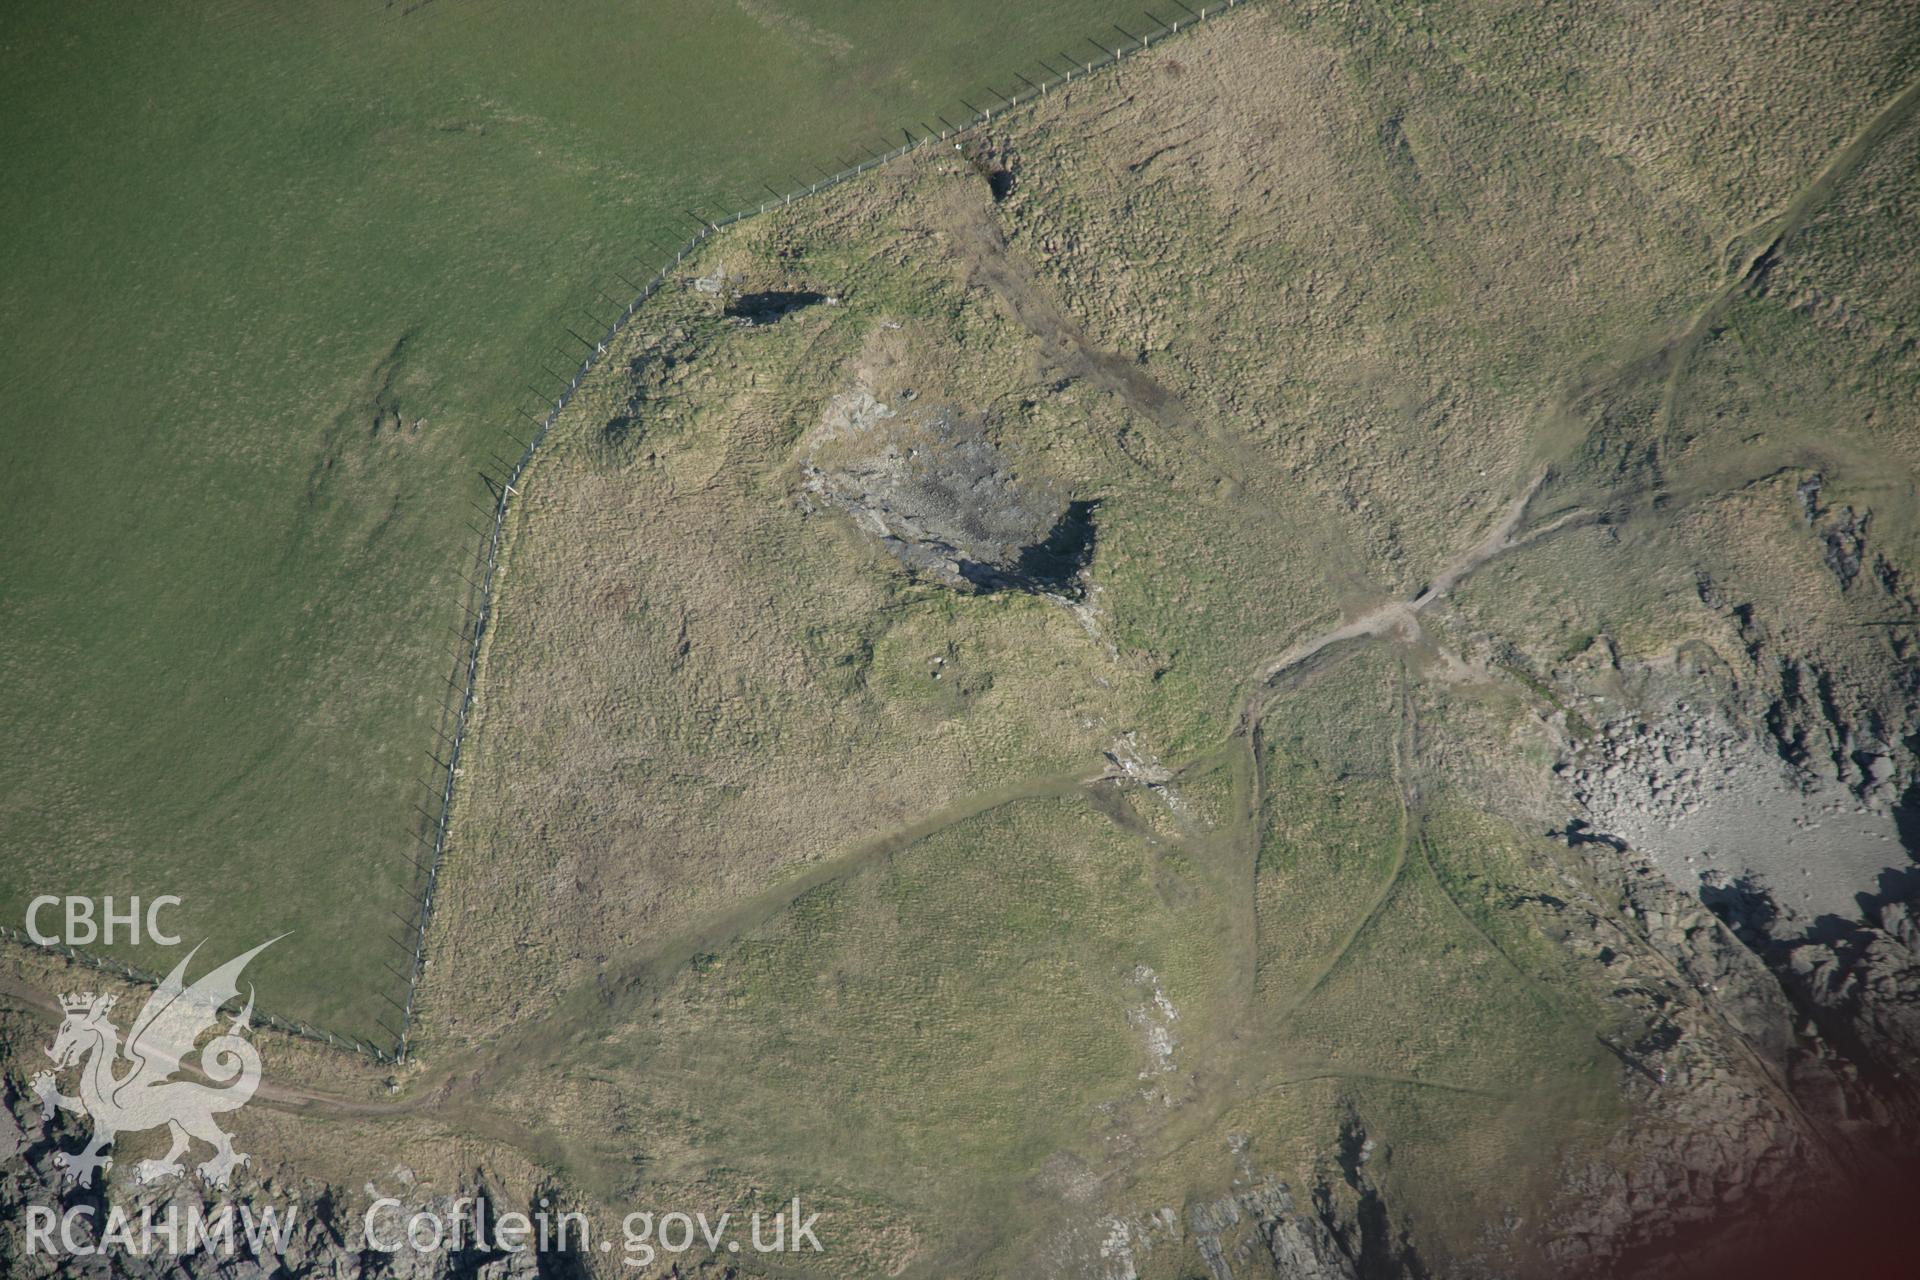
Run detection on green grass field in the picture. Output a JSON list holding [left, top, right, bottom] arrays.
[[0, 0, 1186, 1041]]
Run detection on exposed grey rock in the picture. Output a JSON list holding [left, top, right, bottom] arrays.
[[0, 1080, 577, 1280], [1821, 506, 1869, 590], [1262, 1213, 1360, 1280], [1185, 1175, 1361, 1280], [804, 395, 1089, 594]]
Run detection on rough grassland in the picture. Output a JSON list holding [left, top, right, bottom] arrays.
[[397, 3, 1919, 1273], [0, 0, 1192, 1038]]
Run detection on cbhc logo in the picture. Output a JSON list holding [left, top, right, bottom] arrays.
[[26, 896, 183, 946]]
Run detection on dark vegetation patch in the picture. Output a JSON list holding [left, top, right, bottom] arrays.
[[726, 289, 827, 324]]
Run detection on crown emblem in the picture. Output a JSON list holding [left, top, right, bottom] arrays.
[[38, 938, 278, 1193]]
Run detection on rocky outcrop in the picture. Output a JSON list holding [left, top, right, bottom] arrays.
[[1516, 822, 1920, 1276], [1170, 1119, 1435, 1280], [0, 1079, 568, 1280], [803, 392, 1092, 594], [1184, 1176, 1359, 1280]]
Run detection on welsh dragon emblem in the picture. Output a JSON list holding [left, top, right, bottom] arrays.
[[31, 938, 278, 1189]]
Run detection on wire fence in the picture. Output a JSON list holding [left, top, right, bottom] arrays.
[[0, 923, 400, 1063], [1, 0, 1247, 1068]]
